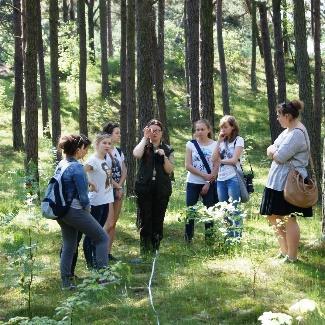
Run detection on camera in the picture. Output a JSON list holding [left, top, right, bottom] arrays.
[[244, 173, 254, 193]]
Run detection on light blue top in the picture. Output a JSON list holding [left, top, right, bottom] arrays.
[[266, 126, 310, 191]]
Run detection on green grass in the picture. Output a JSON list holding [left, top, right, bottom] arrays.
[[0, 59, 324, 324]]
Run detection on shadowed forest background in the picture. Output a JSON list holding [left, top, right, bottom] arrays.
[[0, 0, 324, 324]]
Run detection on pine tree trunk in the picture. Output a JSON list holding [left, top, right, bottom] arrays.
[[186, 0, 200, 124], [293, 0, 316, 179], [313, 0, 322, 202], [21, 0, 26, 105], [87, 0, 95, 64], [136, 0, 154, 134], [120, 0, 127, 152], [216, 0, 230, 115], [78, 0, 88, 136], [200, 0, 215, 129], [107, 0, 114, 57], [183, 0, 190, 109], [63, 0, 69, 22], [258, 2, 281, 142], [282, 0, 289, 55], [69, 0, 75, 20], [126, 0, 136, 196], [153, 0, 169, 144], [24, 0, 39, 186], [100, 0, 109, 98], [272, 0, 286, 103], [244, 0, 264, 58], [36, 0, 50, 138], [319, 138, 325, 235], [250, 0, 257, 92], [12, 0, 24, 151], [49, 0, 61, 156]]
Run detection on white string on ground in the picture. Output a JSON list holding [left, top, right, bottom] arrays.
[[148, 250, 160, 325]]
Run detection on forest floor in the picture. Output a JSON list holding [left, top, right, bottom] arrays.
[[0, 62, 324, 324]]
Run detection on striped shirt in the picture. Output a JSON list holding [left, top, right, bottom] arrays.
[[266, 126, 310, 191]]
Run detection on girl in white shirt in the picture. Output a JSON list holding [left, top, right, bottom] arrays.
[[102, 123, 127, 261], [212, 115, 244, 238], [185, 119, 218, 243], [83, 133, 114, 267]]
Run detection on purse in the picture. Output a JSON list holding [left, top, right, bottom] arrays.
[[283, 128, 318, 208], [232, 166, 250, 203]]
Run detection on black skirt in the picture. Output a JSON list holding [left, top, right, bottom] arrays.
[[260, 187, 312, 218]]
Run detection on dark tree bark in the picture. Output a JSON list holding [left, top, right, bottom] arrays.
[[120, 0, 127, 152], [216, 0, 230, 115], [49, 0, 61, 156], [69, 0, 75, 20], [310, 0, 314, 37], [250, 0, 257, 92], [244, 0, 263, 57], [21, 0, 26, 94], [272, 0, 286, 103], [282, 0, 289, 55], [24, 0, 39, 186], [63, 0, 69, 22], [186, 0, 200, 124], [183, 0, 190, 109], [293, 0, 316, 171], [86, 0, 95, 64], [320, 138, 325, 235], [100, 0, 109, 98], [78, 0, 88, 136], [136, 0, 154, 134], [107, 0, 114, 57], [152, 0, 169, 144], [313, 0, 322, 200], [200, 0, 215, 129], [12, 0, 24, 151], [126, 0, 136, 196], [258, 1, 281, 142], [36, 0, 50, 138]]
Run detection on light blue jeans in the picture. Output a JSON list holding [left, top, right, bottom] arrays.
[[216, 176, 242, 238]]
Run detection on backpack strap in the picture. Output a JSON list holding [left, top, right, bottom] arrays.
[[191, 140, 211, 174]]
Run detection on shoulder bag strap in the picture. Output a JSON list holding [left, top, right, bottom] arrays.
[[293, 128, 315, 175], [191, 140, 211, 174]]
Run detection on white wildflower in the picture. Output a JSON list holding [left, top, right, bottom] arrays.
[[289, 299, 317, 315], [258, 311, 293, 325]]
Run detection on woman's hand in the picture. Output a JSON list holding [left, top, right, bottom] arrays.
[[155, 148, 165, 156], [88, 180, 97, 192], [143, 126, 151, 139], [203, 173, 214, 182], [267, 144, 277, 159], [218, 131, 226, 142], [115, 188, 123, 200], [200, 183, 210, 196]]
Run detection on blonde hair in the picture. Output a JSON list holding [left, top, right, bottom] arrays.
[[219, 115, 239, 142], [95, 133, 112, 145]]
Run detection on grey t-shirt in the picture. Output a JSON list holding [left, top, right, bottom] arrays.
[[266, 126, 310, 191]]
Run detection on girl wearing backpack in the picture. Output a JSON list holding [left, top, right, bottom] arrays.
[[212, 115, 245, 238], [83, 133, 115, 266], [102, 123, 127, 261], [58, 134, 109, 290]]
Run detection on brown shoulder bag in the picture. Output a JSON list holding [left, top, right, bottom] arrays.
[[283, 129, 318, 208]]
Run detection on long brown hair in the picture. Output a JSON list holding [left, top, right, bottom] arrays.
[[219, 115, 239, 142]]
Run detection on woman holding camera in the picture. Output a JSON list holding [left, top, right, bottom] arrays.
[[260, 100, 312, 263], [133, 119, 174, 254], [212, 115, 244, 238]]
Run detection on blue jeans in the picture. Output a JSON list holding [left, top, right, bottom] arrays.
[[216, 176, 242, 238], [185, 182, 217, 241], [83, 204, 109, 267]]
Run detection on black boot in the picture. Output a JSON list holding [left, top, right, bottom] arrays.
[[152, 234, 161, 254], [140, 236, 152, 256]]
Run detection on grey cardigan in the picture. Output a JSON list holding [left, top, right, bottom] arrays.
[[266, 126, 310, 191]]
